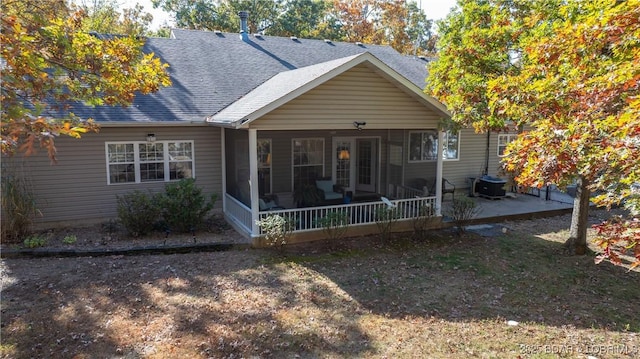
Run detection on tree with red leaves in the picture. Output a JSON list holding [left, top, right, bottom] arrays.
[[429, 0, 639, 268], [489, 0, 639, 268]]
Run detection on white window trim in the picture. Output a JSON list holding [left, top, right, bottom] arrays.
[[497, 134, 518, 157], [443, 130, 460, 161], [291, 138, 325, 189], [408, 130, 439, 163], [105, 140, 195, 185]]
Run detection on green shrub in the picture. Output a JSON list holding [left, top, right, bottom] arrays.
[[375, 206, 400, 240], [256, 214, 294, 248], [116, 190, 160, 237], [446, 196, 481, 234], [156, 179, 217, 233], [413, 204, 435, 240], [23, 235, 47, 248], [1, 163, 41, 243], [316, 210, 349, 241], [62, 234, 77, 244]]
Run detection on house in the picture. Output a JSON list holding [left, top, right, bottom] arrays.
[[15, 17, 517, 244]]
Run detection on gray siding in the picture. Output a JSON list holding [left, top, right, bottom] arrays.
[[246, 63, 444, 198], [18, 126, 221, 226], [251, 64, 443, 130], [442, 129, 515, 189]]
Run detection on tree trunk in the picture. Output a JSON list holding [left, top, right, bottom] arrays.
[[566, 176, 590, 255]]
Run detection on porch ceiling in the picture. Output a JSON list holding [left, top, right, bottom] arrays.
[[207, 52, 450, 130]]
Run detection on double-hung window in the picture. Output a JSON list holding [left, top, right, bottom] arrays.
[[497, 134, 518, 157], [106, 141, 194, 184], [139, 142, 165, 181], [443, 131, 460, 160]]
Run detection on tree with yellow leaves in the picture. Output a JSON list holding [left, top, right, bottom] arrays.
[[428, 0, 639, 267], [1, 0, 171, 161]]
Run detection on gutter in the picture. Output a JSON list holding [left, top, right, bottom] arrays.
[[97, 121, 209, 127], [205, 117, 247, 129]]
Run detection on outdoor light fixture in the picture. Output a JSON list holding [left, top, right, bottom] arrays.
[[146, 133, 156, 142], [353, 121, 367, 130], [338, 149, 350, 160]]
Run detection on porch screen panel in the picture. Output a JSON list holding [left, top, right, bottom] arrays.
[[258, 139, 272, 195], [357, 140, 373, 185], [388, 143, 403, 196], [409, 130, 438, 162], [224, 129, 250, 205], [293, 138, 324, 190], [335, 140, 351, 188]]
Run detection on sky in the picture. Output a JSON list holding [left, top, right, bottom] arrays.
[[418, 0, 459, 22], [131, 0, 459, 30]]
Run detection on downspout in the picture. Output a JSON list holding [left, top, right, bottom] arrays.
[[221, 127, 227, 214], [483, 131, 490, 176]]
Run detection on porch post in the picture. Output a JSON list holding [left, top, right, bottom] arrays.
[[435, 130, 445, 216], [221, 127, 227, 213], [248, 129, 260, 236]]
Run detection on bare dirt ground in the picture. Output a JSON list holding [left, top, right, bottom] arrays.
[[1, 210, 639, 358], [1, 214, 247, 253]]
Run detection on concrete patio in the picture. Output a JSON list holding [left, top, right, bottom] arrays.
[[444, 187, 575, 224]]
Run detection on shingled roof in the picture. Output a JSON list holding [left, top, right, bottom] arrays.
[[73, 29, 431, 123]]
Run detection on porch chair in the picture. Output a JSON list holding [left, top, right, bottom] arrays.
[[407, 178, 430, 197], [259, 194, 285, 211], [315, 178, 345, 205], [408, 177, 456, 201], [440, 178, 456, 201]]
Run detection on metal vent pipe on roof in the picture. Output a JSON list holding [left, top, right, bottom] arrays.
[[238, 11, 249, 41]]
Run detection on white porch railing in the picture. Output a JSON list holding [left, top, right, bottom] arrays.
[[393, 184, 430, 199], [257, 196, 437, 234], [225, 193, 252, 233]]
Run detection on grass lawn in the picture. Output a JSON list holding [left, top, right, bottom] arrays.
[[1, 215, 639, 358]]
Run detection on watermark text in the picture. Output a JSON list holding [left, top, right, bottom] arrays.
[[519, 343, 638, 356]]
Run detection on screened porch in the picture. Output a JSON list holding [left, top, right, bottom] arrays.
[[221, 127, 452, 239]]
